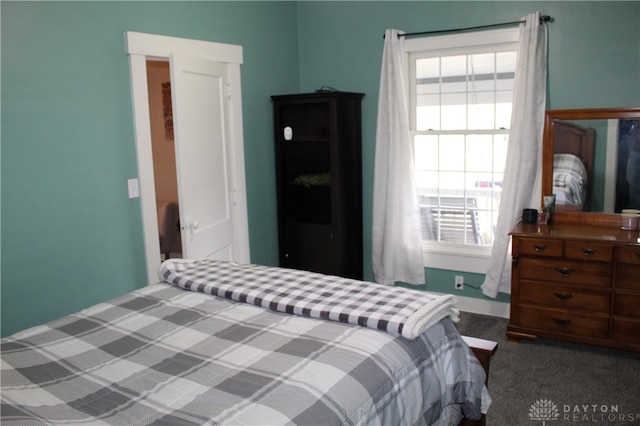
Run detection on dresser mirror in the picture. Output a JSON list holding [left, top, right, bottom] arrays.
[[541, 107, 640, 226]]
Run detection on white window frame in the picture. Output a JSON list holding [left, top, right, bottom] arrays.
[[405, 28, 520, 273]]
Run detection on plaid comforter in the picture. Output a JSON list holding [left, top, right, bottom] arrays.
[[1, 283, 485, 425], [159, 259, 459, 340]]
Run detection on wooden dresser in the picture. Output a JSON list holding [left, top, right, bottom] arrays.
[[508, 221, 640, 352]]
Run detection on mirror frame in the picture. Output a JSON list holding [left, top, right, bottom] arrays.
[[542, 107, 640, 226]]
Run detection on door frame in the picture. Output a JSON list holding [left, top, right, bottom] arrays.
[[125, 31, 250, 283]]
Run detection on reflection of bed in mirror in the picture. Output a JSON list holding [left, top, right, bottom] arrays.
[[552, 120, 595, 212]]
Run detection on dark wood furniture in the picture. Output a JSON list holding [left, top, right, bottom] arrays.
[[272, 91, 364, 279], [541, 107, 640, 215], [508, 221, 640, 352], [460, 336, 498, 426], [462, 336, 499, 385]]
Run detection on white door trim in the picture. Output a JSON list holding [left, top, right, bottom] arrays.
[[125, 32, 250, 283], [125, 32, 242, 64]]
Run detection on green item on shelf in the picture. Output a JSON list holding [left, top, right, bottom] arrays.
[[293, 172, 331, 187]]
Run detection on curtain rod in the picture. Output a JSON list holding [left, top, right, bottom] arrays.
[[385, 15, 552, 39]]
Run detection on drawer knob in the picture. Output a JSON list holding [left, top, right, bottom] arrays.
[[555, 267, 572, 277], [582, 248, 596, 257], [552, 317, 572, 326], [533, 244, 547, 253], [554, 292, 573, 300]]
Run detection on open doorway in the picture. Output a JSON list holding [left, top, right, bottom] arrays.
[[146, 60, 182, 260], [126, 31, 251, 283]]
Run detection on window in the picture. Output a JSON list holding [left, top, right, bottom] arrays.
[[405, 28, 520, 271]]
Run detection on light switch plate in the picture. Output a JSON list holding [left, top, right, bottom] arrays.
[[128, 178, 139, 199]]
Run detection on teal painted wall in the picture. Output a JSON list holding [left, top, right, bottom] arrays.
[[296, 1, 640, 300], [1, 1, 298, 336], [2, 1, 639, 336]]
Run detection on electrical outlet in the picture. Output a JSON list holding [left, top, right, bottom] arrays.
[[455, 275, 464, 291]]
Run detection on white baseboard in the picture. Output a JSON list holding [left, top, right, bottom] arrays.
[[453, 295, 510, 318]]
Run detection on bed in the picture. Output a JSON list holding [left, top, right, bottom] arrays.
[[552, 120, 595, 212], [1, 259, 493, 425]]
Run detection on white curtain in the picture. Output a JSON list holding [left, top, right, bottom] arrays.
[[372, 29, 425, 286], [482, 12, 548, 298]]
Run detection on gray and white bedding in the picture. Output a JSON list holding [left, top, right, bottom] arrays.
[[553, 153, 587, 206], [1, 263, 487, 425], [159, 259, 460, 340]]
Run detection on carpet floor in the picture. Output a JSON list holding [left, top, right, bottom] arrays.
[[455, 312, 640, 425]]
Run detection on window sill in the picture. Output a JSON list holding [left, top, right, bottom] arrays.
[[422, 242, 492, 274]]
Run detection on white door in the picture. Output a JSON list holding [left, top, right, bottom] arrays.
[[127, 32, 250, 282], [170, 54, 235, 260]]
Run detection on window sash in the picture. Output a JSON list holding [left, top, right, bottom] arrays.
[[406, 28, 519, 256]]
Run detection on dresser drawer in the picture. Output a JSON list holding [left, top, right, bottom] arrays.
[[612, 318, 640, 345], [617, 245, 640, 264], [520, 281, 610, 313], [616, 263, 640, 290], [613, 292, 640, 317], [565, 241, 613, 262], [518, 306, 609, 339], [517, 238, 563, 257], [518, 258, 612, 288]]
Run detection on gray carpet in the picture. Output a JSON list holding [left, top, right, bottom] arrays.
[[455, 312, 640, 425]]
